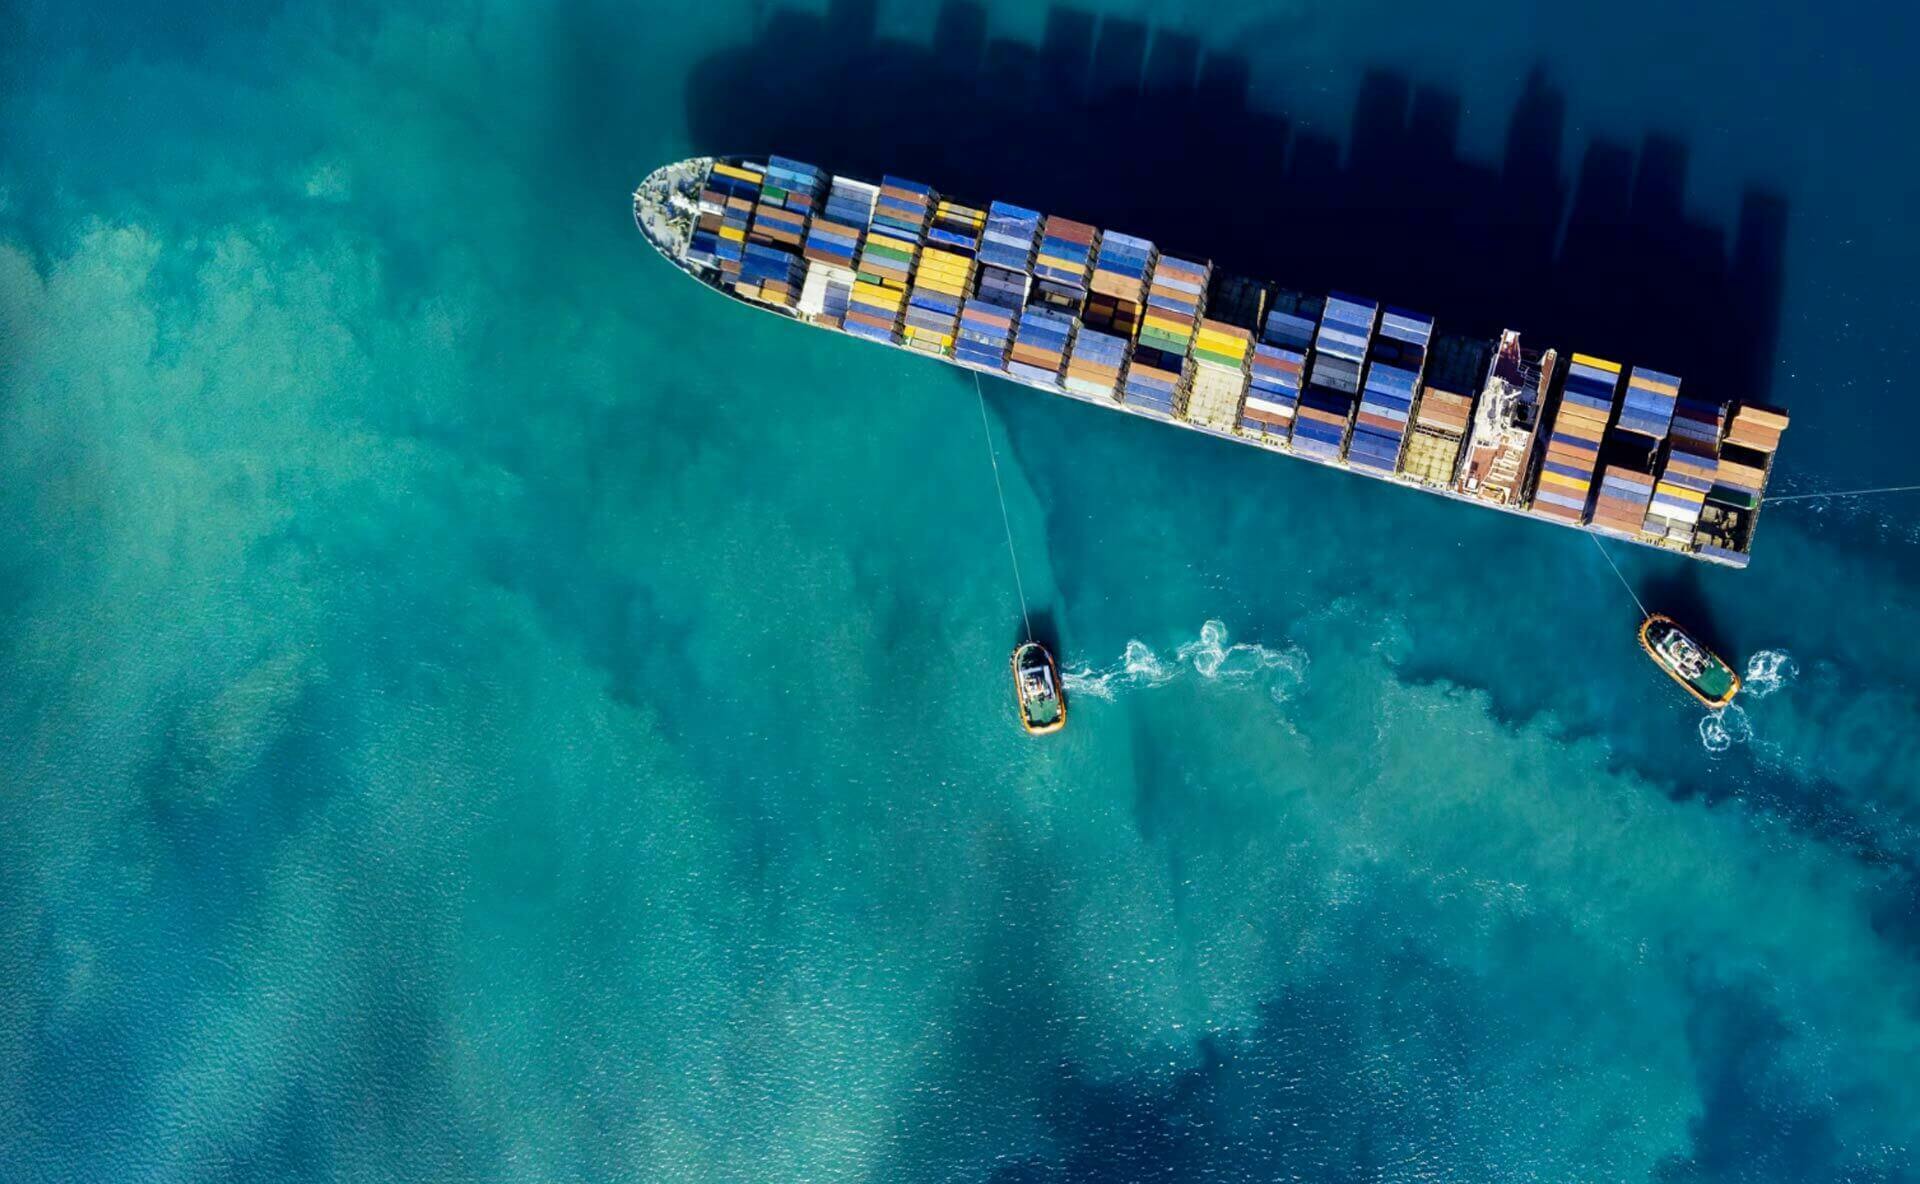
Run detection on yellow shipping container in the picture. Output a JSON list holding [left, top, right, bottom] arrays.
[[1654, 483, 1706, 504], [1570, 353, 1622, 373], [712, 163, 763, 183], [917, 259, 971, 285], [1539, 470, 1590, 494], [718, 226, 747, 243], [852, 283, 902, 309]]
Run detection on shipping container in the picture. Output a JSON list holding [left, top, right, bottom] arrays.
[[1064, 326, 1130, 402], [1592, 465, 1658, 538], [803, 175, 878, 273], [1124, 254, 1212, 419], [1294, 293, 1378, 460], [1642, 393, 1726, 540], [1088, 230, 1156, 333], [902, 201, 983, 357], [1725, 403, 1790, 454], [1530, 353, 1621, 523], [700, 160, 767, 283], [1400, 387, 1473, 487], [978, 201, 1043, 273], [750, 156, 826, 256], [845, 278, 907, 344], [1242, 344, 1305, 445], [1186, 319, 1253, 433], [854, 174, 934, 298], [1614, 366, 1681, 441], [1262, 302, 1318, 353], [1348, 306, 1432, 474], [1008, 305, 1078, 387], [954, 300, 1018, 372], [1032, 215, 1097, 296]]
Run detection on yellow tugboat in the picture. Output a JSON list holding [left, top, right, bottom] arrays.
[[1011, 641, 1066, 735], [1639, 613, 1742, 709]]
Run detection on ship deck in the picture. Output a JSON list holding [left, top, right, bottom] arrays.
[[635, 156, 1783, 569]]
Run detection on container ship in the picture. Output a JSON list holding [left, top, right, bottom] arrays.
[[634, 155, 1792, 567]]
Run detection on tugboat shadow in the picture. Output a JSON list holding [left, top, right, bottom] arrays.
[[1018, 608, 1062, 663], [1641, 567, 1734, 659]]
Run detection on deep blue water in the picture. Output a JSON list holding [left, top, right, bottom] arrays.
[[2, 1, 1918, 1180]]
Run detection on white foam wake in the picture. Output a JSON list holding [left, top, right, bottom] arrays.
[[1698, 704, 1755, 753], [1744, 649, 1798, 698], [1698, 649, 1796, 753], [1062, 620, 1307, 706]]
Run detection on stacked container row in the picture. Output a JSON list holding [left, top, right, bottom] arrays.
[[1709, 404, 1789, 527], [955, 304, 1018, 371], [1531, 354, 1621, 523], [1243, 346, 1305, 444], [1724, 405, 1790, 455], [1031, 216, 1097, 311], [1400, 386, 1473, 487], [749, 157, 824, 248], [695, 160, 766, 282], [798, 175, 877, 328], [1643, 396, 1725, 540], [738, 158, 823, 309], [1617, 366, 1680, 440], [1064, 328, 1130, 401], [1186, 320, 1254, 434], [1348, 308, 1433, 473], [1245, 300, 1317, 443], [735, 243, 809, 309], [977, 202, 1043, 273], [1086, 232, 1155, 339], [847, 175, 934, 344], [1126, 255, 1210, 420], [903, 201, 985, 357], [1710, 458, 1771, 511], [1592, 466, 1658, 536], [1294, 293, 1377, 461], [954, 202, 1040, 371], [1009, 307, 1078, 387], [1589, 363, 1679, 537]]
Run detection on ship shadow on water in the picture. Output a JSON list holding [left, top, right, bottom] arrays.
[[682, 0, 1787, 405]]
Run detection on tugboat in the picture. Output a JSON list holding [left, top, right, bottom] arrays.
[[1639, 613, 1742, 709], [1011, 641, 1066, 735]]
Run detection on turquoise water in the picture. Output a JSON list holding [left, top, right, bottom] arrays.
[[3, 1, 1919, 1180]]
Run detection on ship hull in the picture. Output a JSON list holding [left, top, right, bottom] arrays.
[[636, 156, 1781, 568], [1011, 642, 1066, 736], [1639, 614, 1742, 708]]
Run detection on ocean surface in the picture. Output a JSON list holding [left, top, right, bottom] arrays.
[[3, 1, 1919, 1180]]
